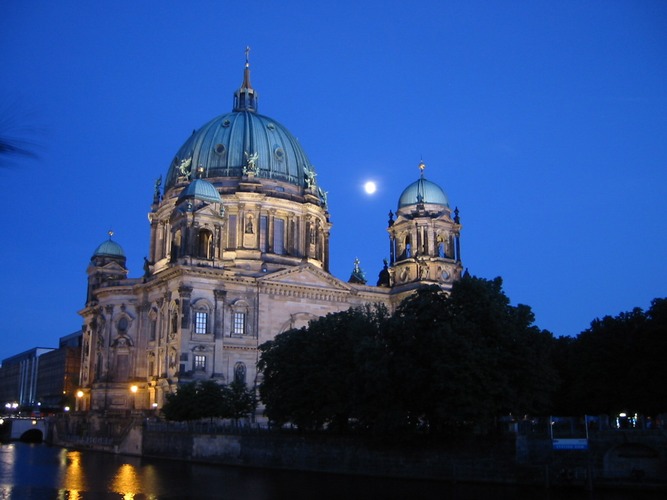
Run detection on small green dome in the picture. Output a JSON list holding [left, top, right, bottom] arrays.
[[398, 176, 449, 210], [93, 238, 125, 258], [178, 178, 222, 203]]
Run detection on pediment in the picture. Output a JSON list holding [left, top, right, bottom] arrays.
[[97, 261, 126, 272], [259, 264, 352, 292]]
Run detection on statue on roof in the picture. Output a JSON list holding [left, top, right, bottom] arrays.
[[244, 151, 259, 175], [348, 258, 367, 285], [376, 258, 391, 287], [177, 157, 192, 178], [318, 187, 328, 209], [153, 175, 162, 203], [304, 167, 316, 190]]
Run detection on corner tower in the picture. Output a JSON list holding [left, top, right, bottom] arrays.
[[85, 231, 128, 305], [388, 162, 463, 296]]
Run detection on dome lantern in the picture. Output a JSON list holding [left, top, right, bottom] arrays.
[[233, 46, 258, 113]]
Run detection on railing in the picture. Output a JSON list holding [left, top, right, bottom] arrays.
[[60, 434, 114, 446], [144, 419, 268, 436]]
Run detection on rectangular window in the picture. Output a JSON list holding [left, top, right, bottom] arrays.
[[194, 355, 206, 371], [194, 312, 208, 334], [149, 320, 157, 341], [233, 312, 246, 336], [274, 218, 285, 255], [228, 215, 237, 248], [259, 215, 268, 252], [116, 354, 129, 382], [290, 220, 297, 255]]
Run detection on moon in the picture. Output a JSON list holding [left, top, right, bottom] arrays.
[[364, 181, 377, 195]]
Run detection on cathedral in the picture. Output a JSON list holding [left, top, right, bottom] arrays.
[[77, 55, 463, 413]]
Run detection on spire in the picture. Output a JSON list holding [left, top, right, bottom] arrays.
[[233, 46, 258, 112], [416, 161, 426, 204], [242, 46, 252, 89]]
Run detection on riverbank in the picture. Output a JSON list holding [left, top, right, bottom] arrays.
[[49, 414, 667, 491], [12, 441, 663, 500]]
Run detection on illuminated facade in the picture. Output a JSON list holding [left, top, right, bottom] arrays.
[[77, 56, 463, 412]]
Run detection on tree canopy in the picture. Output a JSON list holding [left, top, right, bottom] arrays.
[[162, 380, 256, 421], [258, 276, 558, 435], [553, 298, 667, 416]]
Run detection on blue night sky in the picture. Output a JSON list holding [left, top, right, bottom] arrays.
[[1, 1, 665, 361]]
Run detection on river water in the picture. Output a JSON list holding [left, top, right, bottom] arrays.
[[0, 442, 663, 499]]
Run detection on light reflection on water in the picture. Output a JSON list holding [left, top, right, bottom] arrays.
[[111, 463, 139, 498], [61, 449, 86, 495], [0, 442, 666, 499]]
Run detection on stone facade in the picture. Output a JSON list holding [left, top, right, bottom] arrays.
[[76, 58, 463, 414]]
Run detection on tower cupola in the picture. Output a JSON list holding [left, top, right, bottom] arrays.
[[86, 231, 129, 305], [387, 162, 463, 292]]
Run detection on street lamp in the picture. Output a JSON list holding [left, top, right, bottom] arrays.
[[130, 385, 138, 410], [76, 390, 84, 412]]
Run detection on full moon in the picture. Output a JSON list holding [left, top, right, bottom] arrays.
[[364, 181, 377, 195]]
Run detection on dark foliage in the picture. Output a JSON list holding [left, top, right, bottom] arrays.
[[258, 276, 559, 435], [258, 304, 390, 431], [553, 298, 667, 416], [162, 380, 256, 421]]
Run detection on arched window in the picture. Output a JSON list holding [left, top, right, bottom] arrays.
[[149, 308, 158, 341], [230, 300, 250, 337], [95, 353, 104, 382], [233, 312, 245, 336], [147, 352, 156, 376], [192, 299, 212, 335], [117, 316, 129, 334], [197, 229, 213, 259], [171, 229, 182, 261], [171, 310, 178, 334], [195, 311, 208, 334], [234, 362, 246, 384], [436, 235, 446, 258]]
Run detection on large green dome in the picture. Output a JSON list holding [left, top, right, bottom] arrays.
[[165, 58, 315, 192]]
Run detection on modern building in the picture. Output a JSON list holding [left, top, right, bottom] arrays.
[[77, 55, 463, 413], [35, 332, 82, 410], [0, 332, 83, 413], [0, 348, 54, 410]]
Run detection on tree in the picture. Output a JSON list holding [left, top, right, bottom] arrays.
[[162, 382, 202, 421], [384, 278, 558, 433], [258, 277, 558, 435], [258, 304, 389, 431], [0, 104, 39, 167], [223, 379, 257, 422], [556, 298, 667, 416], [162, 380, 256, 421]]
